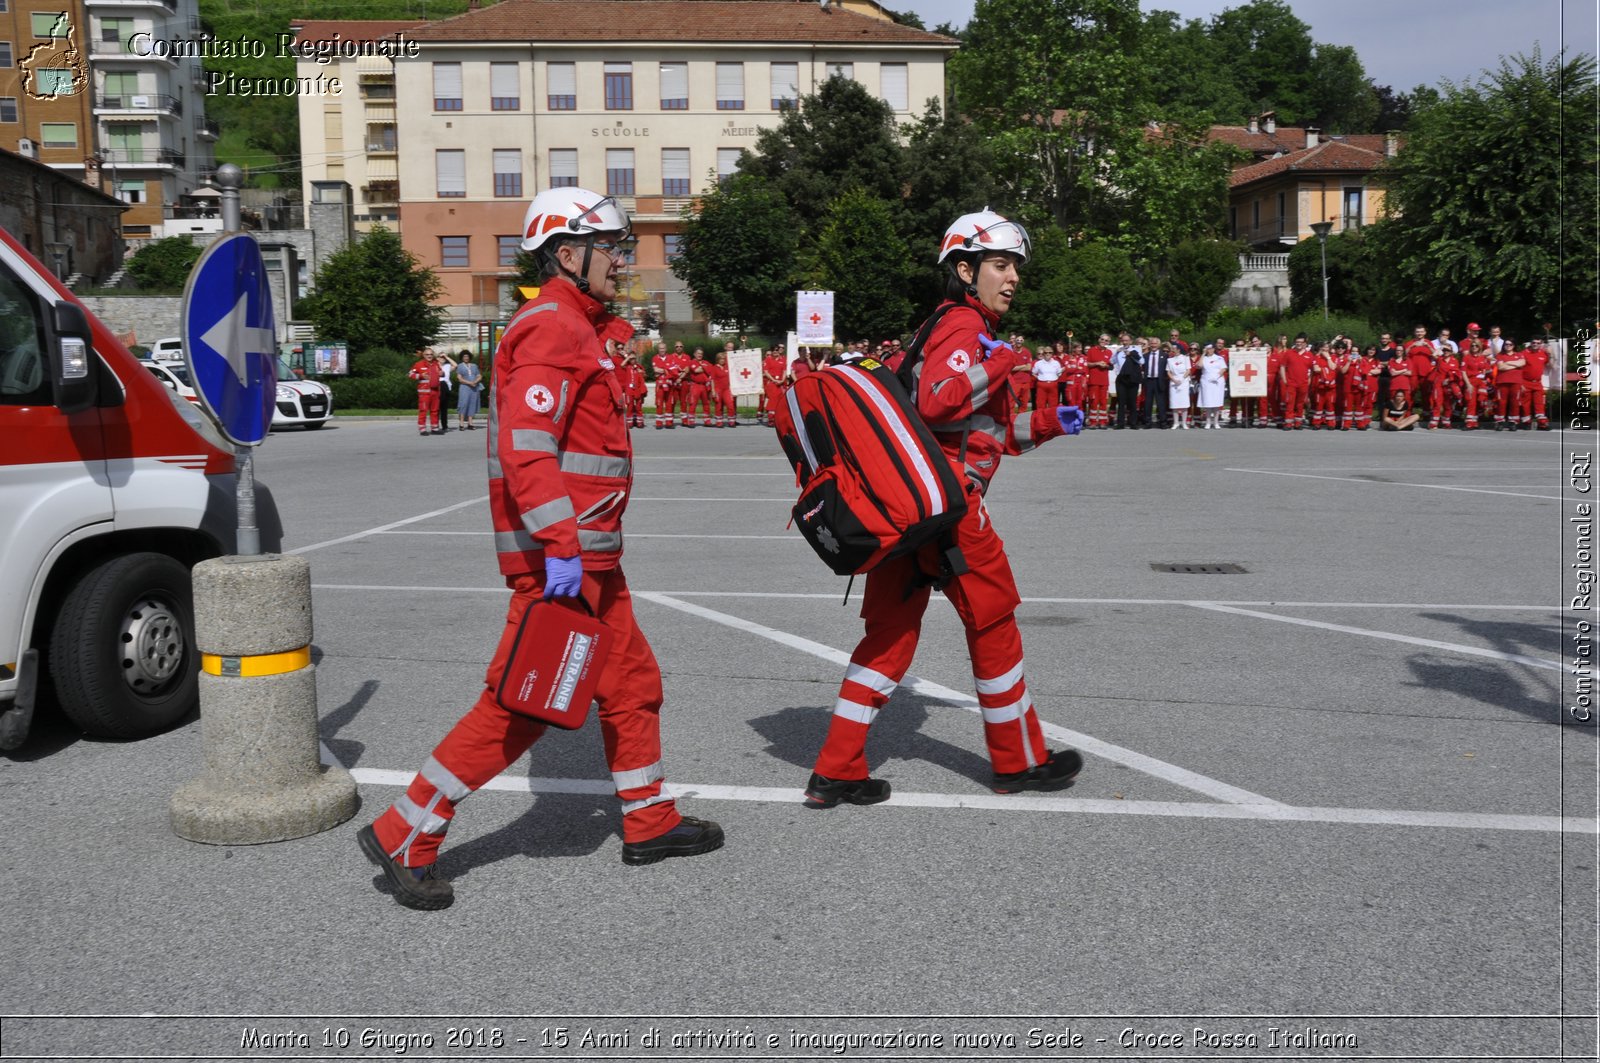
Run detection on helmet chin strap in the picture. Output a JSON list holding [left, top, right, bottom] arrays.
[[950, 260, 977, 298], [557, 235, 598, 294]]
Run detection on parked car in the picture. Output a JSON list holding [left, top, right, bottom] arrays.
[[150, 336, 184, 359], [272, 358, 333, 430], [142, 358, 199, 406]]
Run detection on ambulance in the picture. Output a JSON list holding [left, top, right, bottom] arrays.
[[0, 226, 281, 748]]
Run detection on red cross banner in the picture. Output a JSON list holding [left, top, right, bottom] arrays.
[[727, 347, 762, 397], [1229, 347, 1270, 398], [796, 290, 834, 346]]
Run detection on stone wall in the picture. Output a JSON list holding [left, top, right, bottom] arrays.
[[79, 296, 183, 348], [1221, 254, 1290, 313]]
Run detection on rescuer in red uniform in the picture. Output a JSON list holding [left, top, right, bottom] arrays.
[[359, 189, 723, 910], [803, 208, 1086, 810], [409, 348, 442, 435]]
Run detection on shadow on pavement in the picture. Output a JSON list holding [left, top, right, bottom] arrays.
[[749, 690, 994, 786]]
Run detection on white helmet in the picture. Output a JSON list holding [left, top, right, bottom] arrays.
[[520, 187, 631, 252], [938, 208, 1030, 264]]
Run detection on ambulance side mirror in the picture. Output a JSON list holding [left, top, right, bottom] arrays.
[[49, 301, 96, 414]]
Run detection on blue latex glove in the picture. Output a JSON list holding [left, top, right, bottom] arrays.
[[542, 555, 583, 599], [1056, 405, 1084, 436], [976, 333, 1013, 361]]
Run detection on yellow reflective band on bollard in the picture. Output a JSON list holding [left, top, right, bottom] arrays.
[[200, 647, 312, 678]]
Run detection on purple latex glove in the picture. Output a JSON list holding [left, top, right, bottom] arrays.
[[1056, 405, 1084, 436], [976, 333, 1013, 361], [542, 555, 583, 599]]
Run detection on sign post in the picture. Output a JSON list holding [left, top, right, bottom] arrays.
[[180, 218, 276, 556]]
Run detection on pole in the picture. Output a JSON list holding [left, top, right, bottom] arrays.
[[214, 163, 260, 556], [1320, 237, 1330, 321]]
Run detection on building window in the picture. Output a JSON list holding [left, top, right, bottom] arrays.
[[440, 236, 469, 268], [605, 148, 634, 196], [770, 62, 798, 110], [1252, 199, 1260, 231], [100, 17, 131, 46], [1277, 191, 1286, 236], [32, 12, 67, 37], [367, 123, 396, 152], [664, 233, 683, 261], [497, 235, 520, 267], [879, 63, 907, 111], [0, 43, 10, 67], [116, 179, 144, 204], [659, 62, 688, 109], [34, 68, 74, 98], [825, 62, 853, 81], [716, 147, 739, 184], [436, 149, 465, 197], [490, 62, 519, 110], [604, 62, 632, 110], [432, 63, 462, 111], [493, 149, 522, 197], [41, 122, 77, 147], [547, 62, 575, 110], [1343, 187, 1363, 229], [550, 148, 578, 188], [715, 62, 744, 110], [661, 147, 690, 197], [0, 97, 15, 123]]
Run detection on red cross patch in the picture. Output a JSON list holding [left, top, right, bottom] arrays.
[[947, 350, 971, 372]]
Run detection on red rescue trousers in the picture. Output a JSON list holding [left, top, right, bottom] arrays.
[[416, 388, 439, 429], [1085, 384, 1109, 425], [1280, 383, 1308, 426], [714, 387, 735, 418], [1034, 381, 1060, 409], [1497, 383, 1526, 423], [1310, 385, 1336, 426], [812, 486, 1049, 782], [1530, 384, 1548, 423], [687, 383, 713, 421], [369, 568, 680, 867]]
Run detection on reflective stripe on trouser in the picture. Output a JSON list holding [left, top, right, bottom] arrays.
[[417, 390, 439, 428], [370, 568, 678, 866], [812, 491, 1042, 780]]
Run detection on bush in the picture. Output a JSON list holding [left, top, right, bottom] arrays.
[[1261, 311, 1380, 348], [125, 237, 202, 290], [328, 369, 415, 410], [350, 346, 413, 378]]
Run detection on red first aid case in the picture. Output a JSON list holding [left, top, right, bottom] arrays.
[[496, 598, 611, 728]]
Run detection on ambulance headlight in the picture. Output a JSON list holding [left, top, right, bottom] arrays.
[[276, 385, 296, 402]]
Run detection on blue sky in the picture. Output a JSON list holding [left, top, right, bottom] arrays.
[[896, 0, 1598, 95]]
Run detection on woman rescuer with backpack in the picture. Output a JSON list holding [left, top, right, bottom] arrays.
[[804, 209, 1088, 809]]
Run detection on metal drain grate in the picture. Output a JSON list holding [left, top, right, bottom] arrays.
[[1150, 562, 1249, 575]]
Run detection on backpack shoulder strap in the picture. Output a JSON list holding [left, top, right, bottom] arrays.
[[895, 301, 962, 393]]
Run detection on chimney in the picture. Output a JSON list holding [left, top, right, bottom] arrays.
[[1247, 115, 1259, 134], [1306, 126, 1320, 149], [1263, 111, 1275, 134], [1384, 131, 1398, 157]]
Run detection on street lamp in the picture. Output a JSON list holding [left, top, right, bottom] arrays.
[[1310, 220, 1333, 321]]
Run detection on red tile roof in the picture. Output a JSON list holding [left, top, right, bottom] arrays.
[[402, 0, 957, 44], [1228, 139, 1390, 189], [291, 20, 428, 45]]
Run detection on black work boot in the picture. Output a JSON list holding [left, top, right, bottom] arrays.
[[358, 824, 454, 910], [803, 771, 892, 809], [622, 816, 724, 865], [991, 749, 1084, 794]]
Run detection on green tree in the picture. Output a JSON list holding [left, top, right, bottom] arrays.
[[800, 189, 916, 340], [1207, 0, 1315, 121], [900, 98, 1001, 311], [1287, 229, 1377, 316], [1008, 229, 1147, 338], [1139, 9, 1248, 122], [1363, 50, 1598, 336], [300, 225, 445, 356], [739, 77, 906, 225], [1102, 119, 1240, 262], [671, 173, 800, 333], [950, 0, 1147, 231], [1153, 237, 1243, 325], [124, 236, 201, 290], [1305, 43, 1379, 132]]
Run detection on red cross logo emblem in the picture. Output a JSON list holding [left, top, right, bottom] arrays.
[[808, 313, 822, 325], [1238, 363, 1259, 382], [738, 367, 753, 381]]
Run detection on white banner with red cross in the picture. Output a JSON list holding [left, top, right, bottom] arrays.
[[727, 347, 762, 396], [796, 291, 834, 346], [1229, 347, 1271, 397]]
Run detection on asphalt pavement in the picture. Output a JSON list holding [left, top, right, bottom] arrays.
[[5, 412, 1595, 1063]]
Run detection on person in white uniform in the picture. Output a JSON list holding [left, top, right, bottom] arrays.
[[1197, 345, 1228, 429], [1166, 346, 1193, 429]]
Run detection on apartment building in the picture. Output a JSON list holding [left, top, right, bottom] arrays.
[[1, 0, 96, 171], [295, 0, 954, 323]]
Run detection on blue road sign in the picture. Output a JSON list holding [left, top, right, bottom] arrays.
[[181, 233, 276, 447]]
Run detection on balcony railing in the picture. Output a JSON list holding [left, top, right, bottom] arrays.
[[97, 92, 181, 115], [1239, 253, 1290, 273], [91, 38, 174, 60], [198, 118, 219, 139], [362, 182, 400, 205]]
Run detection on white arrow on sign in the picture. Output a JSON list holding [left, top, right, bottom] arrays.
[[200, 292, 276, 387]]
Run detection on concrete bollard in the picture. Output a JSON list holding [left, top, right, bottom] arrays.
[[170, 554, 357, 844]]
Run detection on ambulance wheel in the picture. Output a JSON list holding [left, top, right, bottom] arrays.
[[48, 553, 198, 740]]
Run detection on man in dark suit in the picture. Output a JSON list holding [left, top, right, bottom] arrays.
[[1115, 343, 1143, 428], [1140, 339, 1168, 428]]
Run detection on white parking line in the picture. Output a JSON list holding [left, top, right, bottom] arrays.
[[1227, 468, 1562, 501], [290, 496, 489, 554], [635, 591, 1285, 807], [1188, 603, 1564, 671], [337, 766, 1594, 835], [371, 531, 802, 540], [633, 497, 793, 502]]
